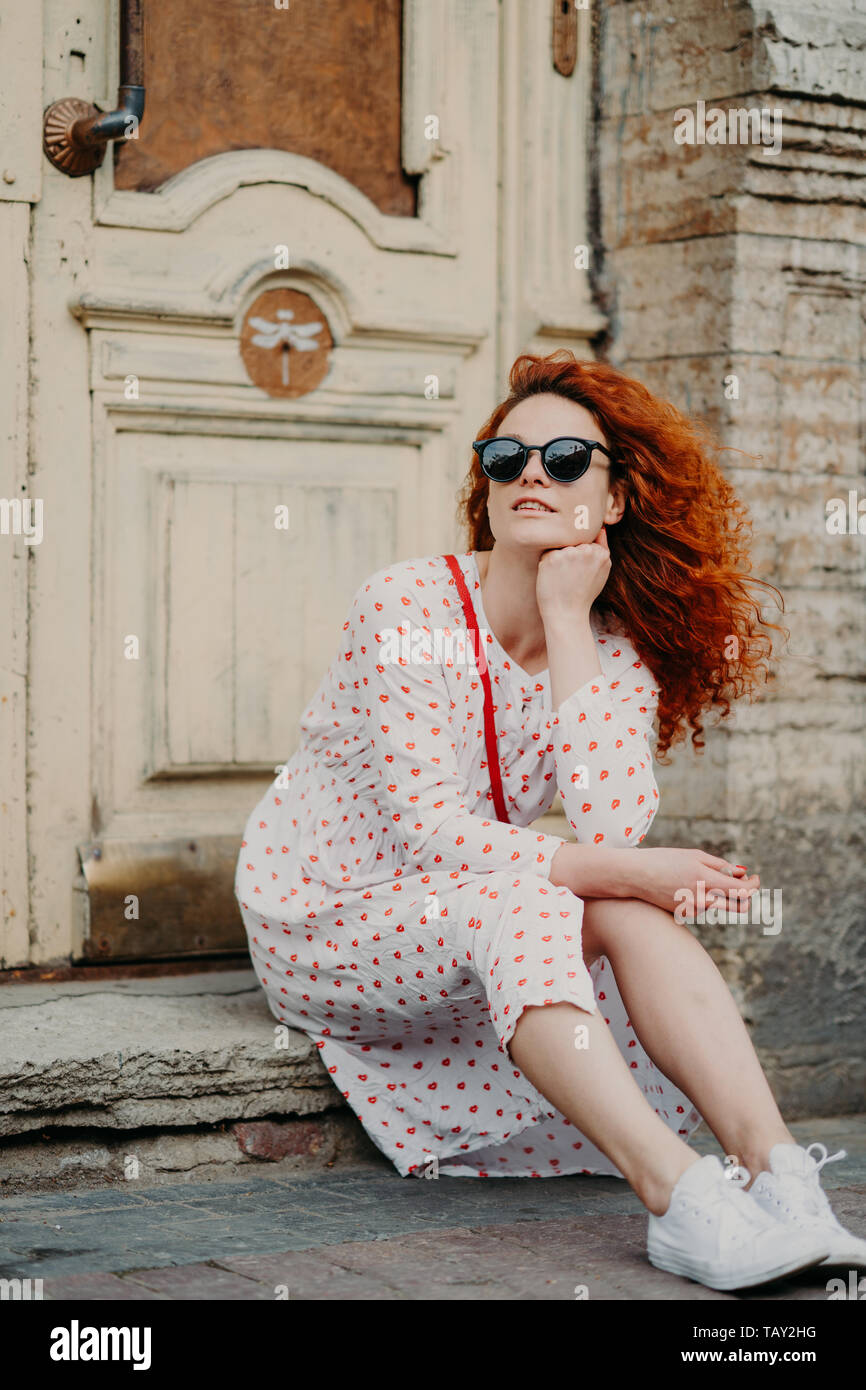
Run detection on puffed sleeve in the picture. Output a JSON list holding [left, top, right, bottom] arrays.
[[549, 631, 660, 848], [345, 568, 566, 877]]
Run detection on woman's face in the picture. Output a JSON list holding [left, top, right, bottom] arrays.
[[484, 392, 625, 552]]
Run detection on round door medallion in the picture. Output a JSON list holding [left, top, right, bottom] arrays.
[[240, 288, 333, 398]]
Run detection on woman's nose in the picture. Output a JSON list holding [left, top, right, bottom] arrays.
[[523, 448, 547, 480]]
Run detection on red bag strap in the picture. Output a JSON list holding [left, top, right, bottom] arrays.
[[443, 553, 510, 824]]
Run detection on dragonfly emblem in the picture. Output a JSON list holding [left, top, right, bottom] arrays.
[[249, 309, 324, 386]]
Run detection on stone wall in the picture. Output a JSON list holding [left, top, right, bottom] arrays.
[[593, 0, 866, 1114]]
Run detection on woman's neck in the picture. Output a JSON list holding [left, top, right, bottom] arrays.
[[475, 545, 549, 674]]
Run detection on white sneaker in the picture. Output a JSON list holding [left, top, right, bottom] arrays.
[[750, 1142, 866, 1267], [647, 1154, 831, 1291]]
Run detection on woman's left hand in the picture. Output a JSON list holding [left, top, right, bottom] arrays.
[[536, 526, 611, 625]]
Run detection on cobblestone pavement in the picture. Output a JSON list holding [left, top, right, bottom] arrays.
[[1, 1117, 864, 1302]]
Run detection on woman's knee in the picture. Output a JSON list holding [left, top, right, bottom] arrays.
[[581, 895, 678, 965]]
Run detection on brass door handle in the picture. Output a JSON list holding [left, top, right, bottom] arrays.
[[43, 0, 146, 177]]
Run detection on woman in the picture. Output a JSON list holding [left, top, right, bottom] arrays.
[[235, 350, 865, 1292]]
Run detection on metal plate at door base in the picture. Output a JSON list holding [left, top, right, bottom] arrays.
[[77, 835, 247, 962]]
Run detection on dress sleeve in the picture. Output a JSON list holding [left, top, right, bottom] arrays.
[[549, 632, 660, 848], [345, 568, 566, 877]]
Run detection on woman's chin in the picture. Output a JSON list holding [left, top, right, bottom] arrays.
[[506, 523, 573, 549]]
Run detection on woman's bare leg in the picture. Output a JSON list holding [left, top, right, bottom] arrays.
[[578, 895, 797, 1187], [508, 1002, 700, 1215], [508, 894, 797, 1214]]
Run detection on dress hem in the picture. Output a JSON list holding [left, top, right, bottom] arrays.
[[496, 983, 600, 1060]]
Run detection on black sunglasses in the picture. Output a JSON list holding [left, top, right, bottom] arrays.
[[472, 435, 612, 483]]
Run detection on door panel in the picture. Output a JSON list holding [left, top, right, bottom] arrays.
[[113, 0, 416, 214], [102, 429, 419, 814]]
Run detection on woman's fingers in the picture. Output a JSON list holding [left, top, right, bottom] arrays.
[[698, 852, 758, 888], [705, 867, 760, 889], [699, 851, 740, 874], [702, 867, 760, 906]]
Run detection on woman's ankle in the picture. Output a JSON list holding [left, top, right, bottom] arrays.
[[724, 1129, 799, 1187], [632, 1152, 702, 1217]]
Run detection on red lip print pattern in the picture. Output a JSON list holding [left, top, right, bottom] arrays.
[[234, 552, 700, 1180]]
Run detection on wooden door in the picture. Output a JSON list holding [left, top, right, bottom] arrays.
[[1, 0, 600, 968]]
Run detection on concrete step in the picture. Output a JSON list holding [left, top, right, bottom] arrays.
[[4, 969, 864, 1199], [0, 969, 382, 1193]]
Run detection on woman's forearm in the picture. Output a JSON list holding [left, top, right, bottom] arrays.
[[545, 613, 602, 713], [549, 841, 640, 899]]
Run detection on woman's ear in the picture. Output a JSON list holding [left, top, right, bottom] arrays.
[[604, 479, 627, 527]]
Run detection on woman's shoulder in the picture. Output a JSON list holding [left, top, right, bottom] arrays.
[[347, 551, 461, 618], [591, 612, 661, 696]]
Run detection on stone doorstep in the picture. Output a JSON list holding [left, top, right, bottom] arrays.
[[0, 969, 385, 1191], [3, 969, 865, 1198]]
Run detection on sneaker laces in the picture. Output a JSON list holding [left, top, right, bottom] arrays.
[[805, 1142, 846, 1176], [773, 1143, 847, 1224]]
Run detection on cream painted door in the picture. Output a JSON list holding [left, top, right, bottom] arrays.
[[0, 0, 601, 967]]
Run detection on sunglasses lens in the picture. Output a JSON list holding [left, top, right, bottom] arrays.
[[479, 439, 524, 480], [544, 439, 590, 481]]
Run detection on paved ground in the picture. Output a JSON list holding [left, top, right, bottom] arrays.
[[2, 1116, 864, 1301]]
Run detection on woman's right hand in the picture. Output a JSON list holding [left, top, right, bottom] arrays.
[[622, 847, 760, 916]]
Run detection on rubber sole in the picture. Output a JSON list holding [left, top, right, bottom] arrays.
[[820, 1249, 866, 1269], [647, 1242, 831, 1291]]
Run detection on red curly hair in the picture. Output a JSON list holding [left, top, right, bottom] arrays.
[[457, 350, 786, 759]]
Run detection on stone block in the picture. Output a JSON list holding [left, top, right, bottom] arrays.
[[717, 357, 862, 479], [232, 1117, 335, 1161], [778, 588, 865, 683], [730, 467, 865, 588], [0, 1110, 382, 1194], [599, 0, 764, 117], [0, 969, 337, 1138], [603, 238, 737, 360], [772, 726, 858, 818], [759, 2, 866, 103]]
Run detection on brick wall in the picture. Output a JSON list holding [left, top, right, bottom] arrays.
[[593, 0, 866, 1113]]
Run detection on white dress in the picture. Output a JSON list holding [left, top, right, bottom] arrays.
[[234, 551, 703, 1177]]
